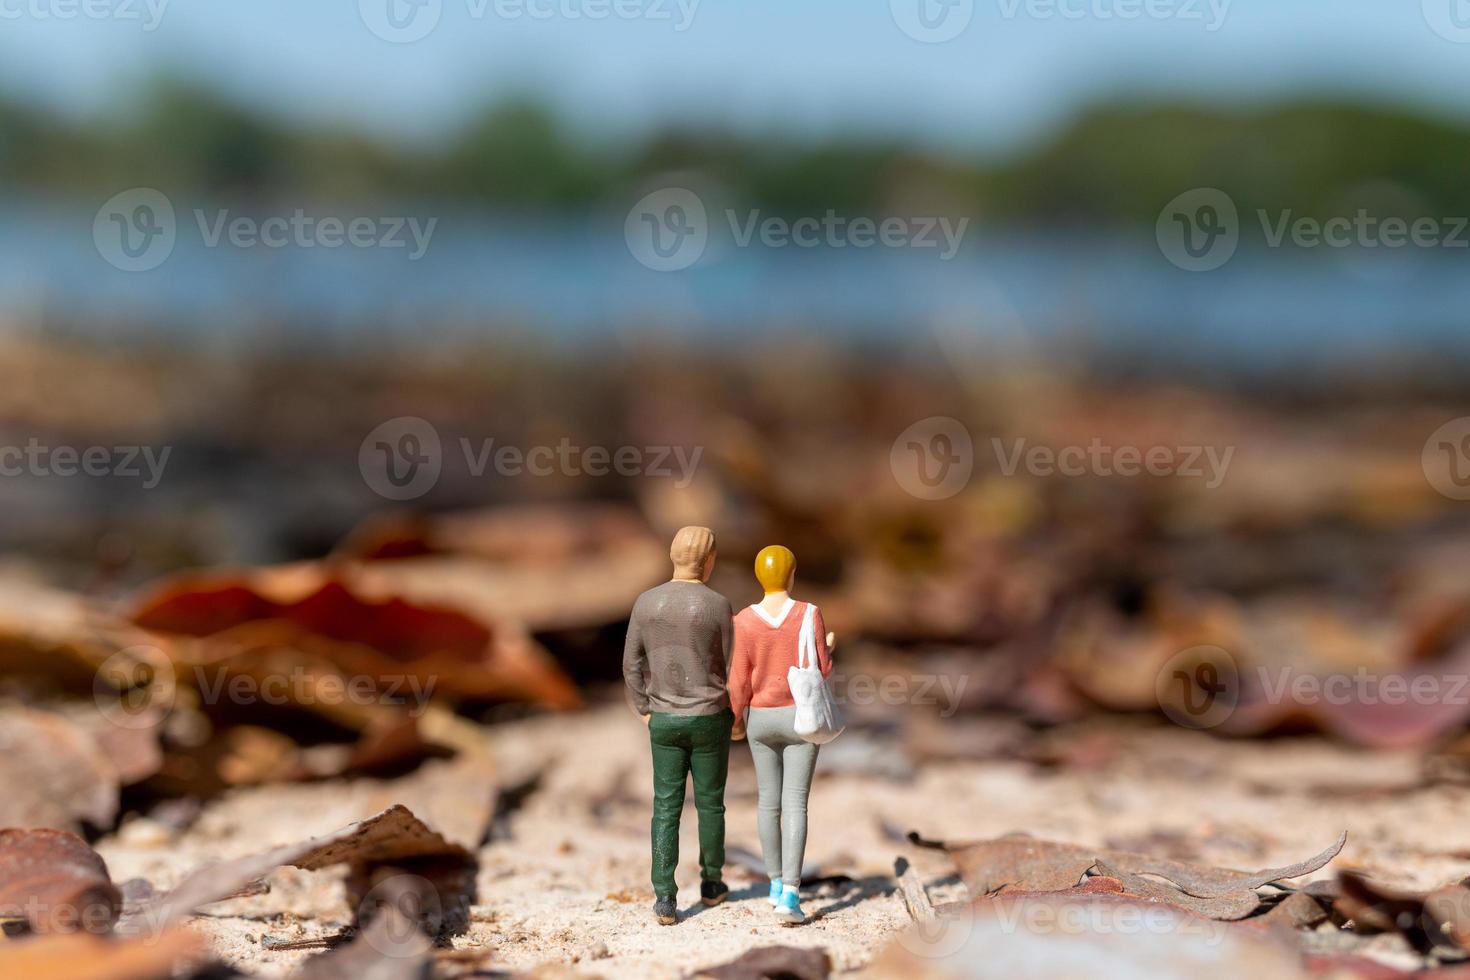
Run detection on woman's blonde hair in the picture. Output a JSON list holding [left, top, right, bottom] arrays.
[[754, 545, 796, 594]]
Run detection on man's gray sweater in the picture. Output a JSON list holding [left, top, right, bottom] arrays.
[[623, 580, 733, 716]]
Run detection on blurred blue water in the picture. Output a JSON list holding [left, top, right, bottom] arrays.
[[3, 200, 1468, 366]]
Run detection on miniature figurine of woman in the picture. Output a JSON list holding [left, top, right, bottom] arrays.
[[728, 545, 834, 924]]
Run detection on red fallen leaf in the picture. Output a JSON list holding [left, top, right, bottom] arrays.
[[0, 709, 119, 833], [0, 928, 201, 980], [131, 573, 579, 708], [0, 828, 122, 934]]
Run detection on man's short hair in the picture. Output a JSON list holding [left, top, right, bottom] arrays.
[[670, 525, 716, 575]]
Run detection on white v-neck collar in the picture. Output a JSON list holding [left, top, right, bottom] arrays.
[[749, 597, 796, 628]]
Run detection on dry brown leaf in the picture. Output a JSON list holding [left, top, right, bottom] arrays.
[[0, 582, 170, 696], [118, 804, 476, 938], [0, 708, 119, 832], [926, 831, 1345, 921], [333, 502, 668, 632], [131, 572, 578, 708], [694, 945, 831, 980], [1334, 872, 1470, 954], [0, 828, 121, 934]]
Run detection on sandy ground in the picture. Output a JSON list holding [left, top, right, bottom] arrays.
[[93, 702, 1470, 978]]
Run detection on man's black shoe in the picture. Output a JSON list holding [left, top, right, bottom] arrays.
[[700, 880, 730, 907], [655, 895, 678, 925]]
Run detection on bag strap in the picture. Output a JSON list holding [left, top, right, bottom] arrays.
[[797, 603, 817, 670]]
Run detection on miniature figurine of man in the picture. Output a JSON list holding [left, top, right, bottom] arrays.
[[623, 525, 734, 925]]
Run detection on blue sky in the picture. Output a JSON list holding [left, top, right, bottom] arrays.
[[0, 0, 1465, 155]]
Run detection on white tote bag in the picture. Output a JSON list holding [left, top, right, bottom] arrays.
[[788, 603, 844, 744]]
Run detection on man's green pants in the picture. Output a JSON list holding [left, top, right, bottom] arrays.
[[648, 710, 733, 898]]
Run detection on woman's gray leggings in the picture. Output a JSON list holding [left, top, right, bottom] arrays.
[[746, 706, 819, 887]]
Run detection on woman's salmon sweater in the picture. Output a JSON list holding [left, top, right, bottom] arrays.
[[728, 598, 832, 720]]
